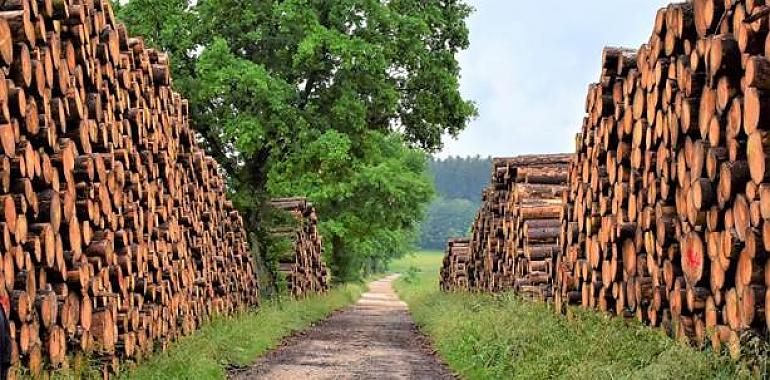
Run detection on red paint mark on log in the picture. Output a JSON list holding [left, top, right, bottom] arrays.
[[687, 247, 700, 270]]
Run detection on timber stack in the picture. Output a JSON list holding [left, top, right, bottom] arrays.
[[554, 0, 770, 356], [269, 198, 329, 296], [439, 237, 471, 291], [468, 154, 570, 294], [503, 155, 570, 299], [0, 0, 260, 377], [469, 170, 505, 291]]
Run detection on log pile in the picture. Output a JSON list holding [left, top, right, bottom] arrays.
[[466, 154, 571, 294], [469, 173, 505, 291], [439, 238, 471, 291], [269, 198, 329, 296], [0, 0, 260, 376], [554, 0, 770, 355], [504, 156, 570, 299]]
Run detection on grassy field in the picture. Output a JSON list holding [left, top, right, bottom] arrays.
[[391, 250, 755, 379], [121, 282, 366, 379]]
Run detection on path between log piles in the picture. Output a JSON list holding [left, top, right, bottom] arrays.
[[231, 275, 455, 380]]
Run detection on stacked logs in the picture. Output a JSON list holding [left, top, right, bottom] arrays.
[[554, 0, 770, 355], [269, 198, 329, 296], [0, 0, 260, 376], [468, 168, 506, 291], [439, 238, 471, 291], [504, 157, 570, 299], [464, 154, 570, 293]]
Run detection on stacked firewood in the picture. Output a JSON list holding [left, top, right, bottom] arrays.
[[469, 170, 506, 291], [439, 238, 471, 291], [504, 156, 570, 299], [269, 198, 329, 296], [467, 154, 570, 293], [0, 0, 261, 376], [555, 0, 770, 355]]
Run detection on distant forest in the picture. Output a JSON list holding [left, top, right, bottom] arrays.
[[419, 156, 492, 250], [430, 156, 492, 202]]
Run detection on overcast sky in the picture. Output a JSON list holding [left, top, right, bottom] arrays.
[[439, 0, 673, 158]]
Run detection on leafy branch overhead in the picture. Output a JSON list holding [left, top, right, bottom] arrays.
[[117, 0, 477, 281]]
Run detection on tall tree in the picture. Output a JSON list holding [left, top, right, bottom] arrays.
[[268, 131, 434, 279], [116, 0, 477, 281]]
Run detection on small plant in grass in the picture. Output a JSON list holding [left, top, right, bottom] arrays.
[[402, 266, 421, 284], [737, 331, 770, 377]]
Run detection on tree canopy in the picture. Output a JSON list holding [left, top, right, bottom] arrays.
[[116, 0, 477, 281], [418, 196, 476, 250], [429, 156, 492, 202], [418, 156, 491, 250]]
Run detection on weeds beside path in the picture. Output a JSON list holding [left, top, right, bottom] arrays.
[[392, 251, 748, 379], [125, 283, 366, 379]]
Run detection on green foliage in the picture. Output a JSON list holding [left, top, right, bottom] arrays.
[[125, 283, 366, 380], [401, 267, 419, 283], [116, 0, 477, 281], [392, 252, 751, 380], [419, 196, 477, 250], [262, 208, 302, 264], [269, 131, 434, 281], [417, 156, 490, 249], [430, 156, 492, 202]]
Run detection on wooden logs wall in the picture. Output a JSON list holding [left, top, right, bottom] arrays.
[[439, 238, 471, 291], [441, 0, 770, 356], [441, 154, 571, 295], [0, 0, 260, 376], [555, 0, 770, 354], [269, 198, 329, 297], [503, 155, 570, 299]]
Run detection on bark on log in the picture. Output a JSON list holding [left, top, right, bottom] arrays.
[[0, 1, 261, 376]]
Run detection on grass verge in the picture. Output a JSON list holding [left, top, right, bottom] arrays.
[[392, 251, 752, 379], [123, 281, 366, 379]]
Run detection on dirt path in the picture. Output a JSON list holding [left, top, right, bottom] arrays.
[[231, 274, 455, 380]]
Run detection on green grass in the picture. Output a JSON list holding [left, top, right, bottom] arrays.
[[392, 250, 754, 379], [390, 249, 443, 275], [122, 282, 366, 380]]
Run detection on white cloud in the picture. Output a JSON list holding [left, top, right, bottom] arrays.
[[440, 0, 673, 158]]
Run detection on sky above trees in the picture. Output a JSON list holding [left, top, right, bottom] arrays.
[[440, 0, 673, 158]]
